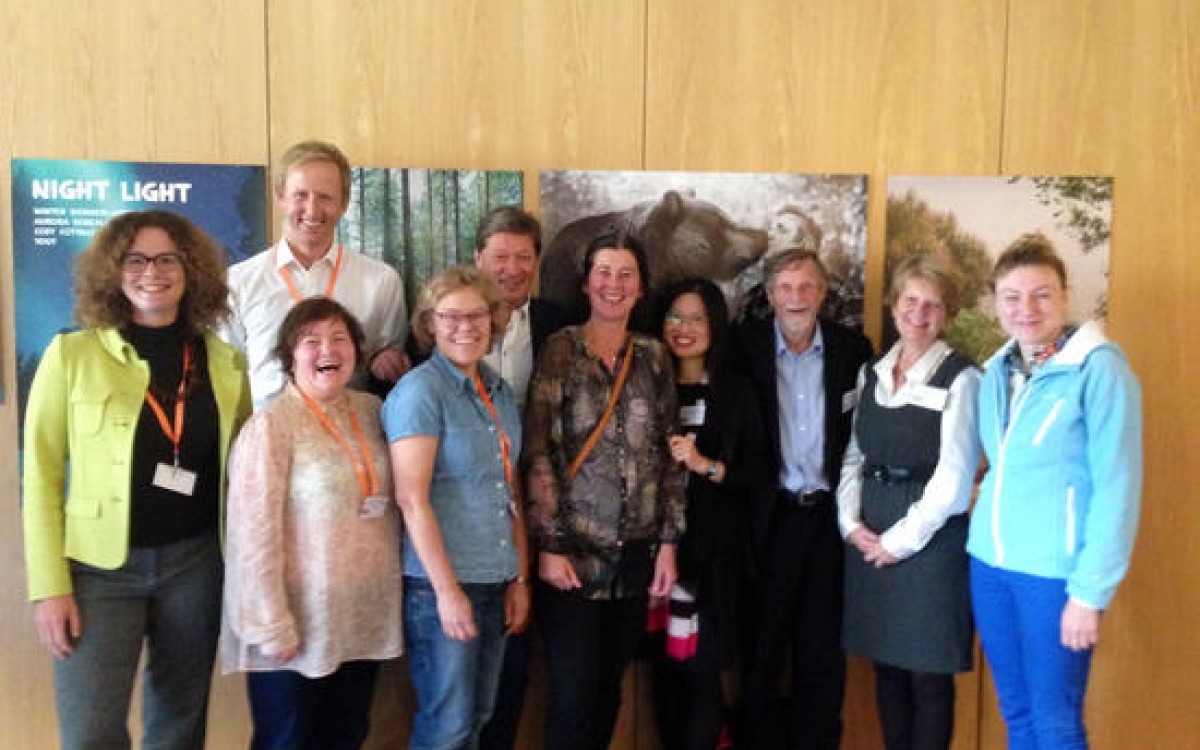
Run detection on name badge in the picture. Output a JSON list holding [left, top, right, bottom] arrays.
[[909, 384, 949, 412], [841, 389, 858, 414], [152, 463, 197, 496], [680, 400, 706, 428], [360, 495, 390, 519]]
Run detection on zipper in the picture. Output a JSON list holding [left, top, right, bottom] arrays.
[[991, 377, 1034, 565], [1065, 486, 1076, 555]]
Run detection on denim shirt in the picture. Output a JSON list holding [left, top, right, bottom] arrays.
[[382, 349, 521, 583]]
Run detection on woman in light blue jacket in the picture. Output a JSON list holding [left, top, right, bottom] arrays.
[[968, 233, 1142, 750]]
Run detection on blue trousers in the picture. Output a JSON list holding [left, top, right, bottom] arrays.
[[246, 661, 380, 750], [53, 532, 222, 750], [970, 557, 1093, 750], [404, 577, 509, 750]]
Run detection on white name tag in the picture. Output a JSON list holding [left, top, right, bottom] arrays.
[[360, 495, 390, 519], [842, 389, 858, 414], [152, 463, 197, 496], [909, 384, 949, 412], [680, 400, 706, 428]]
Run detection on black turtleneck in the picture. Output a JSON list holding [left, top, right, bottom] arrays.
[[123, 321, 220, 547]]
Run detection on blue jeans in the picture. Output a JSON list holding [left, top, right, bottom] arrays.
[[53, 532, 222, 750], [404, 577, 508, 750], [970, 557, 1093, 750], [246, 661, 380, 750]]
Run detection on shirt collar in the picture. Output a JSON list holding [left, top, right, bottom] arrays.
[[274, 238, 337, 270], [430, 347, 501, 394], [773, 319, 824, 358], [875, 339, 950, 386]]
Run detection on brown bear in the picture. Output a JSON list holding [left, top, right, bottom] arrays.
[[539, 190, 768, 321]]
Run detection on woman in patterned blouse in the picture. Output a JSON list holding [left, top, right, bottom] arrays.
[[523, 229, 686, 750]]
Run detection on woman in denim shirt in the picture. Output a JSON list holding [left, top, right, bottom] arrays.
[[384, 266, 530, 750]]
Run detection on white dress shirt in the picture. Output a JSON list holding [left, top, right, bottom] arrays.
[[219, 239, 407, 410], [483, 300, 533, 411], [836, 339, 982, 559]]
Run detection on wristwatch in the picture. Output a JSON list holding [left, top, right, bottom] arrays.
[[705, 461, 719, 479]]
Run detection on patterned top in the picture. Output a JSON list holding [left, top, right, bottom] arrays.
[[221, 383, 403, 678], [524, 326, 685, 598]]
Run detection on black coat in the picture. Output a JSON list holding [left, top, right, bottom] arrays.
[[730, 316, 873, 552]]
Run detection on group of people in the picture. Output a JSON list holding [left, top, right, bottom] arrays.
[[22, 139, 1142, 750]]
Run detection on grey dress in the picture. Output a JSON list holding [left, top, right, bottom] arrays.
[[841, 351, 974, 674]]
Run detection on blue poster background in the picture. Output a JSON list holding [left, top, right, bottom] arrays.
[[10, 158, 267, 423]]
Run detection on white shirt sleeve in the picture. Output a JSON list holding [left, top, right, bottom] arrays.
[[880, 366, 982, 559], [836, 365, 869, 539]]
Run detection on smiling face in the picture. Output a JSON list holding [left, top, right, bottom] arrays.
[[766, 258, 827, 351], [120, 226, 187, 327], [291, 316, 357, 402], [475, 231, 537, 309], [584, 248, 642, 325], [277, 159, 348, 263], [893, 277, 948, 354], [432, 286, 493, 374], [663, 292, 711, 364], [994, 263, 1069, 348]]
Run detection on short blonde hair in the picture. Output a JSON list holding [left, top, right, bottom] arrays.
[[410, 265, 508, 355], [274, 140, 352, 205], [888, 253, 963, 318]]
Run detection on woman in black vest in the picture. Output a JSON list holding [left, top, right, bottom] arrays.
[[836, 254, 982, 750]]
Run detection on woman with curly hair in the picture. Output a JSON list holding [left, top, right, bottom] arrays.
[[23, 210, 252, 750]]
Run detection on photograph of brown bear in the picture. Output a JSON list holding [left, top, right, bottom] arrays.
[[539, 170, 868, 329]]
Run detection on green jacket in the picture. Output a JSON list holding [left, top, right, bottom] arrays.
[[23, 327, 252, 601]]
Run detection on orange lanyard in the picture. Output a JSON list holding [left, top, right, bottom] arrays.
[[297, 388, 380, 497], [144, 344, 191, 467], [472, 373, 514, 489], [277, 244, 345, 302]]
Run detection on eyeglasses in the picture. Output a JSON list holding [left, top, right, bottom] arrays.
[[664, 312, 708, 327], [433, 310, 491, 328], [121, 252, 184, 274]]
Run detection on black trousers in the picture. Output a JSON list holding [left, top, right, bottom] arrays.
[[874, 663, 956, 750], [537, 584, 648, 750], [652, 658, 725, 750], [743, 498, 845, 750]]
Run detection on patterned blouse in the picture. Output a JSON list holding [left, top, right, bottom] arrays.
[[523, 326, 685, 598], [221, 383, 403, 678]]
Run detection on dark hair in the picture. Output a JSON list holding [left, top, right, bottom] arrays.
[[581, 228, 650, 292], [74, 210, 229, 335], [475, 205, 542, 257], [655, 277, 731, 389], [273, 297, 367, 377], [991, 232, 1068, 290]]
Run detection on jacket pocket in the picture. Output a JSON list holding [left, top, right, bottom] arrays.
[[70, 394, 109, 437], [1032, 398, 1065, 446]]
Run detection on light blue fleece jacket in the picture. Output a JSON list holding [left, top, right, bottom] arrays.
[[967, 320, 1142, 609]]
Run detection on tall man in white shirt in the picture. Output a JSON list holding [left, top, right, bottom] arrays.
[[471, 206, 572, 750], [220, 141, 408, 409]]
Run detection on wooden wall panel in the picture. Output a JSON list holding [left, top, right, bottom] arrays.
[[997, 1, 1200, 748], [0, 1, 268, 747], [645, 3, 1006, 748], [267, 0, 647, 196]]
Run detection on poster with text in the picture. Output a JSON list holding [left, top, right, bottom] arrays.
[[11, 158, 267, 426]]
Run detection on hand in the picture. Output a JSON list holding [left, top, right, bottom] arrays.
[[34, 594, 81, 660], [369, 347, 411, 383], [1061, 599, 1102, 651], [538, 552, 581, 591], [505, 580, 532, 635], [261, 638, 300, 663], [867, 548, 900, 568], [667, 434, 704, 474], [847, 527, 880, 557], [649, 544, 677, 599], [437, 585, 478, 641]]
